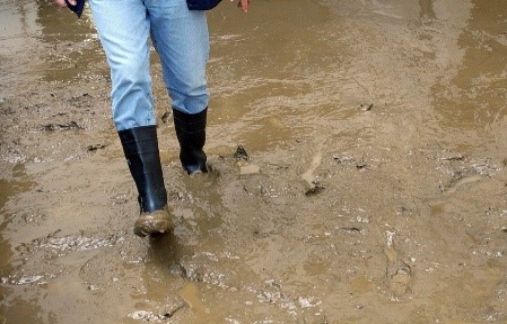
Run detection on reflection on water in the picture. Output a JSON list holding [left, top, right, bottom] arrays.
[[0, 175, 34, 274], [419, 0, 435, 19], [0, 0, 105, 90], [432, 0, 507, 133], [0, 180, 14, 279], [0, 1, 39, 56], [204, 0, 354, 149], [0, 174, 38, 323]]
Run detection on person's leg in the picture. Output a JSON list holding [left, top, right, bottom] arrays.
[[147, 0, 210, 174], [89, 0, 172, 237], [118, 126, 172, 237], [89, 0, 155, 130]]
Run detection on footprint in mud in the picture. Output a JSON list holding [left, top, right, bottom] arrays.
[[384, 231, 413, 299], [442, 174, 483, 196], [178, 282, 210, 314], [301, 139, 326, 196]]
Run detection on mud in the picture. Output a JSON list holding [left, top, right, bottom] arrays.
[[1, 0, 507, 323]]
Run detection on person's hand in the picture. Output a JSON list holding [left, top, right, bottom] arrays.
[[54, 0, 76, 8], [234, 0, 251, 12]]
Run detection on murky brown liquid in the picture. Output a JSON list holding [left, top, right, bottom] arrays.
[[2, 0, 507, 323]]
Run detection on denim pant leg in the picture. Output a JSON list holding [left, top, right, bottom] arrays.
[[88, 0, 155, 131], [147, 0, 210, 115]]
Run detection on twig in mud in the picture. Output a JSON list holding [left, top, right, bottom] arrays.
[[340, 227, 361, 233], [87, 144, 106, 151], [41, 121, 83, 131], [437, 155, 464, 161], [360, 103, 374, 111], [161, 303, 186, 319]]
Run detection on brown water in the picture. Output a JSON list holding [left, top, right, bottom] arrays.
[[1, 0, 507, 323]]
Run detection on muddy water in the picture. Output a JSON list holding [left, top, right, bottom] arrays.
[[2, 0, 507, 323]]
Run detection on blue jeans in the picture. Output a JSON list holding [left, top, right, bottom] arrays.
[[89, 0, 210, 131]]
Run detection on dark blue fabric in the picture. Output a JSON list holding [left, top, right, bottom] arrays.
[[65, 0, 85, 18], [186, 0, 222, 10]]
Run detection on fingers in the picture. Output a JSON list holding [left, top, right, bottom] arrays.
[[54, 0, 76, 8], [233, 0, 250, 12]]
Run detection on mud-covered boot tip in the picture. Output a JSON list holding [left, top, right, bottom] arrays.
[[133, 208, 173, 238]]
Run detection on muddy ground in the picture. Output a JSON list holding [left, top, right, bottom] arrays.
[[1, 0, 507, 323]]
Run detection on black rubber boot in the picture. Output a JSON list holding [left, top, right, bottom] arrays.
[[118, 126, 172, 237], [173, 108, 208, 174]]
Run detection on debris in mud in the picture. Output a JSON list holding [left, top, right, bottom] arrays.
[[87, 284, 99, 291], [437, 157, 501, 195], [41, 121, 83, 131], [340, 227, 361, 233], [360, 103, 374, 111], [305, 182, 324, 196], [69, 93, 91, 101], [128, 304, 186, 321], [356, 162, 368, 170], [18, 232, 123, 254], [68, 93, 93, 108], [161, 110, 171, 123], [385, 230, 395, 248], [394, 205, 412, 216], [253, 281, 322, 318], [470, 159, 502, 175], [437, 154, 465, 161], [234, 144, 249, 160], [333, 155, 355, 164], [87, 143, 106, 151], [175, 254, 232, 290], [1, 275, 47, 286]]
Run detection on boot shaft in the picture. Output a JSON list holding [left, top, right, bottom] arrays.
[[118, 126, 167, 213], [173, 108, 208, 174]]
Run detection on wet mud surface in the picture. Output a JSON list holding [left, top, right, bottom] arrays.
[[1, 0, 507, 323]]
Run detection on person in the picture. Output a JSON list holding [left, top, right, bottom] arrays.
[[54, 0, 252, 237]]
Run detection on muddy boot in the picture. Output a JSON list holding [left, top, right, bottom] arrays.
[[173, 107, 208, 175], [118, 126, 172, 237]]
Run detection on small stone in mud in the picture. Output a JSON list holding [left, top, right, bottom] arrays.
[[239, 164, 260, 175], [88, 284, 98, 291], [234, 145, 249, 160]]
